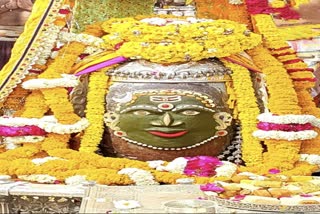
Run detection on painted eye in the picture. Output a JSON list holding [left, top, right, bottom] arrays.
[[133, 110, 151, 116], [180, 110, 200, 116]]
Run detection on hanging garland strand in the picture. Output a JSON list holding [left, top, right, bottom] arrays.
[[222, 60, 262, 167]]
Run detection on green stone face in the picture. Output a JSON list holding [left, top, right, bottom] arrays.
[[116, 93, 224, 148]]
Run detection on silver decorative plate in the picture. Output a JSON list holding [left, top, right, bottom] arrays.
[[210, 196, 320, 212]]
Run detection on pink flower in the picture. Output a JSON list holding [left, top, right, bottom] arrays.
[[257, 122, 312, 132], [200, 183, 224, 193], [59, 9, 70, 14], [184, 156, 223, 177], [234, 195, 246, 200], [300, 194, 313, 197], [0, 125, 46, 137], [268, 168, 281, 174]]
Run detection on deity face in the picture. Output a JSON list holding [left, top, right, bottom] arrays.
[[105, 90, 232, 149]]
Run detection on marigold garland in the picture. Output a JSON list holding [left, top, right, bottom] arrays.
[[41, 133, 70, 152], [18, 91, 48, 118], [0, 147, 227, 185], [252, 14, 320, 157], [247, 45, 305, 171], [0, 0, 72, 102], [247, 46, 301, 114], [3, 77, 32, 114], [222, 60, 262, 167], [100, 17, 261, 63], [39, 42, 86, 79], [79, 69, 110, 153], [41, 88, 80, 124], [0, 146, 41, 161], [263, 140, 301, 170], [1, 0, 320, 185]]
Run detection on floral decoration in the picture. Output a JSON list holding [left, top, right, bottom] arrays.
[[118, 168, 159, 185], [22, 74, 80, 90], [79, 70, 110, 153], [200, 183, 225, 193], [184, 156, 223, 177], [113, 200, 141, 210], [222, 60, 262, 167], [99, 17, 261, 64]]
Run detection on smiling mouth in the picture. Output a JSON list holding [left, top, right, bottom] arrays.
[[148, 130, 188, 138]]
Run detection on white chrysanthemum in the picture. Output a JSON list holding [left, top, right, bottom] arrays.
[[59, 32, 104, 47], [18, 174, 57, 184], [253, 130, 318, 141], [65, 175, 87, 186], [113, 200, 141, 210], [22, 74, 79, 89], [300, 154, 320, 165], [34, 24, 61, 66], [156, 157, 188, 173], [215, 161, 237, 177], [32, 157, 63, 165], [118, 168, 158, 185], [147, 160, 165, 169], [311, 118, 320, 128]]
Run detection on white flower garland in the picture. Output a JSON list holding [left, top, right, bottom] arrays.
[[22, 74, 79, 89], [59, 31, 105, 47], [253, 130, 318, 141], [33, 24, 62, 66], [257, 113, 316, 124], [311, 118, 320, 128], [4, 136, 45, 144], [118, 168, 159, 185], [147, 160, 166, 169], [18, 174, 57, 184], [154, 157, 188, 174], [65, 175, 88, 185], [0, 116, 89, 134], [32, 156, 64, 165], [300, 154, 320, 165], [215, 161, 237, 177]]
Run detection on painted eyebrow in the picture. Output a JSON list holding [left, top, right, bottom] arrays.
[[120, 105, 163, 114], [172, 104, 215, 113]]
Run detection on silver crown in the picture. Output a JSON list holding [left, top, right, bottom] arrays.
[[107, 59, 231, 83]]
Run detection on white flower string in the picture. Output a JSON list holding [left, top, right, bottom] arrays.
[[0, 116, 89, 134], [253, 130, 318, 141], [118, 168, 159, 185], [22, 74, 79, 89]]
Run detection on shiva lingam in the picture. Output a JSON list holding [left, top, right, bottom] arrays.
[[102, 59, 234, 161]]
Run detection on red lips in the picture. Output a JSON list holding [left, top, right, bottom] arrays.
[[148, 130, 188, 138]]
